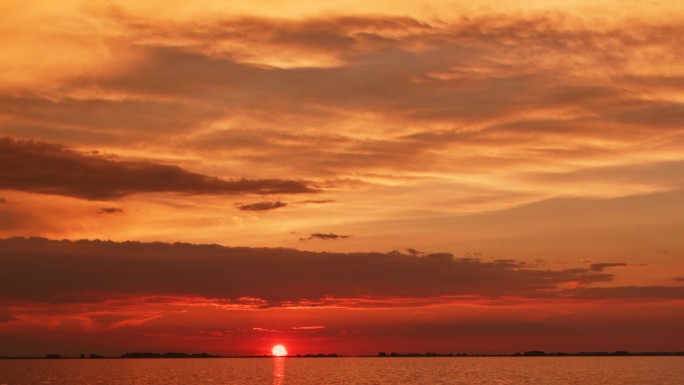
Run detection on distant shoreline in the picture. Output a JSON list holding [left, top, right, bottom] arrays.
[[2, 351, 684, 360]]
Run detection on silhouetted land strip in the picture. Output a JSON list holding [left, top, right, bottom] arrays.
[[121, 352, 221, 358], [2, 351, 683, 359], [375, 351, 684, 357]]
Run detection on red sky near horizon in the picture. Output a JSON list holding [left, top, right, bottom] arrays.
[[1, 0, 683, 356]]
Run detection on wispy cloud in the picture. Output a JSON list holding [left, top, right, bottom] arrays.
[[97, 207, 124, 214], [237, 201, 287, 211], [301, 233, 352, 241], [589, 263, 628, 272], [292, 325, 325, 330]]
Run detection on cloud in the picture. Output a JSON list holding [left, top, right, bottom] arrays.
[[291, 325, 325, 330], [564, 286, 684, 300], [301, 233, 352, 241], [0, 137, 316, 200], [98, 207, 124, 214], [94, 14, 683, 124], [0, 198, 5, 203], [237, 201, 287, 211], [674, 277, 684, 283], [589, 263, 628, 272], [0, 95, 223, 140], [0, 237, 639, 307], [0, 308, 15, 324], [2, 14, 683, 203]]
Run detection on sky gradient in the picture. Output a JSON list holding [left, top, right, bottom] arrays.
[[1, 0, 683, 356]]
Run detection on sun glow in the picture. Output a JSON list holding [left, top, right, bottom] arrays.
[[271, 344, 288, 357]]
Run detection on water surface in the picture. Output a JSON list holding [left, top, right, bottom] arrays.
[[1, 357, 682, 385]]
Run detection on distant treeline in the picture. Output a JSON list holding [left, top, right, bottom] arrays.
[[121, 352, 221, 358], [516, 351, 684, 357], [378, 352, 457, 357], [376, 351, 684, 357], [3, 351, 684, 360], [5, 352, 223, 359]]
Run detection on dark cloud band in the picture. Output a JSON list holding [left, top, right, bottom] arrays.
[[237, 201, 287, 211], [2, 237, 673, 307], [0, 137, 316, 200]]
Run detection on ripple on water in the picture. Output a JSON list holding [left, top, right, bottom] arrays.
[[0, 357, 683, 385]]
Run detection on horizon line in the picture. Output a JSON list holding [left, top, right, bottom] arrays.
[[4, 351, 684, 360]]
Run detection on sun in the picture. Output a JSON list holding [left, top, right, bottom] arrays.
[[271, 344, 288, 357]]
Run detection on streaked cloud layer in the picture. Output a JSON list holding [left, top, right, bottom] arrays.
[[1, 0, 683, 355], [1, 238, 682, 355]]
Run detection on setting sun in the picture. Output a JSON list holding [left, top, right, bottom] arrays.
[[271, 345, 288, 357]]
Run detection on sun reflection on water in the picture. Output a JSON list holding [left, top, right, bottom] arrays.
[[273, 357, 285, 385]]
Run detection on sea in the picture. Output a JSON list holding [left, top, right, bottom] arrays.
[[1, 357, 683, 384]]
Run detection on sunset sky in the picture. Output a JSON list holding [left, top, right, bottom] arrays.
[[1, 0, 683, 356]]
